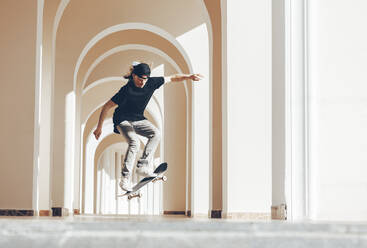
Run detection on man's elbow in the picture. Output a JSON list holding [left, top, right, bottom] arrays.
[[104, 100, 116, 110]]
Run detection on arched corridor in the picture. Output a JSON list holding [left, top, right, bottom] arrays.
[[1, 0, 367, 246]]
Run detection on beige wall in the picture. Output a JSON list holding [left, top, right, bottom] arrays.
[[0, 1, 37, 209]]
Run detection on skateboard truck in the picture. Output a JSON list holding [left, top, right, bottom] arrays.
[[126, 176, 166, 200], [152, 175, 167, 183], [127, 191, 142, 200]]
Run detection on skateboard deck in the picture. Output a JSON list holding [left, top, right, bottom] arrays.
[[117, 162, 168, 200]]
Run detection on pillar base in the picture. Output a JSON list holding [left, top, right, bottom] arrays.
[[210, 210, 222, 218], [163, 211, 186, 215], [0, 209, 34, 216], [39, 210, 51, 216], [186, 210, 191, 217], [51, 207, 69, 217], [271, 204, 287, 220]]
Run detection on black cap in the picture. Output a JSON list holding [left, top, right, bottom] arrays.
[[132, 63, 151, 77]]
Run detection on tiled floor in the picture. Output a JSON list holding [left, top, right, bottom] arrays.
[[0, 215, 366, 248]]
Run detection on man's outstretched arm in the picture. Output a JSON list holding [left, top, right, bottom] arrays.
[[164, 74, 203, 83], [93, 100, 117, 140]]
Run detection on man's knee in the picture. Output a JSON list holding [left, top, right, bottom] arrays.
[[151, 128, 161, 141], [129, 137, 140, 151]]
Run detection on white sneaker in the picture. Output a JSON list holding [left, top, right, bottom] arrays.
[[119, 174, 132, 191], [136, 159, 156, 177]]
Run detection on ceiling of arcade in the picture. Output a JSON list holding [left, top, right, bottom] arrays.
[[83, 49, 176, 92], [58, 0, 205, 39], [77, 29, 190, 91], [52, 0, 206, 91]]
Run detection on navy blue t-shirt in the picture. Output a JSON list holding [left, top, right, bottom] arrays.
[[111, 77, 164, 133]]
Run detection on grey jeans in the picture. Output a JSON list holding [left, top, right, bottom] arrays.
[[116, 119, 161, 176]]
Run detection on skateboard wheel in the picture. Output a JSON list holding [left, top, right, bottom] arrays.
[[162, 176, 167, 182], [138, 192, 142, 198], [128, 195, 132, 200]]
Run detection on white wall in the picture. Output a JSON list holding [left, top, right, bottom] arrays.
[[308, 0, 367, 221], [223, 0, 272, 214]]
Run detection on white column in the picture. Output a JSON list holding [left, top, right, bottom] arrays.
[[99, 153, 104, 214], [272, 0, 287, 218], [84, 135, 94, 213], [73, 97, 82, 212], [34, 0, 46, 213], [101, 151, 109, 214], [153, 158, 161, 215], [64, 91, 75, 212], [84, 123, 113, 213], [119, 154, 129, 214], [177, 23, 210, 217], [96, 160, 102, 214], [150, 66, 164, 216], [283, 0, 309, 221], [222, 0, 272, 216], [109, 149, 115, 214], [146, 179, 153, 215], [115, 152, 119, 214]]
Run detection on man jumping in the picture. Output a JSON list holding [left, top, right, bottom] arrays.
[[93, 62, 202, 191]]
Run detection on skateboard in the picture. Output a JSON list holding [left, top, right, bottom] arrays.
[[117, 162, 168, 200]]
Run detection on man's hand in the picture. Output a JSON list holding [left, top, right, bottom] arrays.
[[93, 127, 102, 140], [189, 74, 204, 81], [93, 100, 117, 140]]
